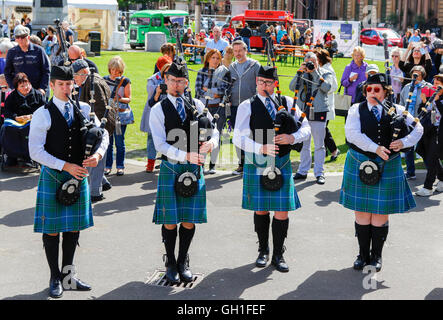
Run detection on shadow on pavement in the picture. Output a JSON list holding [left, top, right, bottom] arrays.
[[0, 207, 34, 227], [0, 173, 39, 192], [96, 263, 274, 300], [205, 173, 243, 192], [3, 289, 49, 300], [425, 288, 443, 300], [93, 192, 157, 217], [314, 189, 341, 207], [277, 267, 389, 300]]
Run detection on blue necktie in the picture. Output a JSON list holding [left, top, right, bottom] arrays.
[[372, 106, 381, 122], [176, 98, 186, 122], [64, 103, 72, 127], [265, 97, 276, 120]]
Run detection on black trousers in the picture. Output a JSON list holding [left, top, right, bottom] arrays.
[[422, 131, 443, 189], [324, 121, 337, 154]]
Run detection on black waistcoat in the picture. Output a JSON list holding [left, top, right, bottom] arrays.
[[44, 100, 84, 167], [249, 95, 292, 157], [161, 97, 196, 161], [348, 101, 393, 159]]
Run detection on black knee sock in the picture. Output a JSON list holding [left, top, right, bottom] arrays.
[[177, 224, 195, 264], [272, 217, 289, 256], [61, 232, 80, 275], [355, 222, 371, 262], [42, 234, 61, 279], [162, 225, 177, 266], [254, 212, 270, 253], [371, 224, 389, 258]]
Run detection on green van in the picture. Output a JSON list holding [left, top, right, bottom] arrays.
[[128, 10, 190, 49]]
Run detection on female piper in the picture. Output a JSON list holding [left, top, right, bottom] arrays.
[[233, 66, 310, 272], [339, 73, 423, 272]]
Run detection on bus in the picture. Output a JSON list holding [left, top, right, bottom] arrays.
[[223, 10, 297, 50], [127, 10, 189, 49]]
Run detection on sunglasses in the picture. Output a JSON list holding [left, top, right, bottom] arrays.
[[391, 55, 400, 57], [366, 86, 381, 93], [15, 35, 27, 39]]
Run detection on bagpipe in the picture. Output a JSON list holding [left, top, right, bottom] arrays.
[[102, 76, 127, 136], [54, 19, 71, 66], [382, 33, 394, 106], [416, 85, 443, 134], [56, 90, 105, 206]]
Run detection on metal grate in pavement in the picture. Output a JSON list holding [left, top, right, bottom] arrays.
[[146, 269, 204, 289]]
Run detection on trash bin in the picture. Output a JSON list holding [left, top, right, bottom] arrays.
[[89, 31, 101, 56]]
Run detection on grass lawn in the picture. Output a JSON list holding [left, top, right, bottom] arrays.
[[90, 51, 424, 171]]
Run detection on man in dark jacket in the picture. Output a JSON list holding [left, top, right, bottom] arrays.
[[4, 25, 50, 96], [240, 23, 253, 52], [68, 45, 99, 74], [72, 59, 115, 202]]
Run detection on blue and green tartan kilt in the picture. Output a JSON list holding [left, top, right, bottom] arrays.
[[242, 152, 301, 212], [339, 149, 416, 215], [34, 166, 93, 233], [152, 161, 207, 225]]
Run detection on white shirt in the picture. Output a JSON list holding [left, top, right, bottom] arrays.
[[233, 93, 311, 154], [345, 101, 423, 153], [205, 38, 229, 54], [29, 96, 109, 171], [149, 94, 220, 163]]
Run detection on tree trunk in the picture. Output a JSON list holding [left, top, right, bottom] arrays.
[[195, 1, 201, 35]]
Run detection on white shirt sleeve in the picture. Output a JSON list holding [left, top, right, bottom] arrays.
[[395, 104, 424, 148], [285, 97, 311, 143], [29, 106, 67, 171], [233, 99, 263, 155], [149, 101, 187, 163], [344, 103, 380, 153]]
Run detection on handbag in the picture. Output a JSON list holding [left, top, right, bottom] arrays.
[[118, 102, 135, 125], [334, 84, 352, 117]]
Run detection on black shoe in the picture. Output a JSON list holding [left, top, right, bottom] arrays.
[[370, 254, 382, 272], [49, 277, 63, 298], [91, 194, 105, 203], [177, 263, 193, 283], [293, 173, 307, 180], [102, 182, 112, 192], [232, 166, 243, 176], [62, 275, 92, 291], [255, 251, 269, 268], [271, 254, 289, 272], [316, 175, 326, 185], [353, 255, 368, 270], [165, 264, 180, 284]]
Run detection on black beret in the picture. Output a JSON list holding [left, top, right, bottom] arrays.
[[72, 59, 89, 73], [366, 73, 388, 86], [50, 65, 74, 81], [258, 66, 278, 80], [166, 62, 187, 78]]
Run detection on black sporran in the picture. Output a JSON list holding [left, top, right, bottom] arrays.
[[359, 160, 384, 186], [175, 171, 199, 198], [260, 167, 284, 191], [56, 179, 81, 206]]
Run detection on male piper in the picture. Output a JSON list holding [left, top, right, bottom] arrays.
[[149, 62, 219, 283], [29, 65, 109, 298], [233, 66, 310, 272]]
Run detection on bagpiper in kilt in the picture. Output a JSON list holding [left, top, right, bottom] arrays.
[[233, 66, 311, 272], [339, 73, 423, 272], [149, 63, 219, 284], [29, 65, 109, 299]]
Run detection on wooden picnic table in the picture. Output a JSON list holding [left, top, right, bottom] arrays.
[[182, 43, 206, 64]]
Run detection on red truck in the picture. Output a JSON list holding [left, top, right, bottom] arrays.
[[223, 10, 304, 50]]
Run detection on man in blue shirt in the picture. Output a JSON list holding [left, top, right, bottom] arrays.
[[205, 26, 229, 55], [408, 29, 421, 43], [4, 25, 50, 96]]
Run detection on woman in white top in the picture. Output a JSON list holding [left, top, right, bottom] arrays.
[[315, 49, 340, 161], [390, 48, 404, 103]]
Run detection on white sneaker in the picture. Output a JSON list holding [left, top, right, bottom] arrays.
[[436, 181, 443, 193], [415, 187, 433, 197]]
